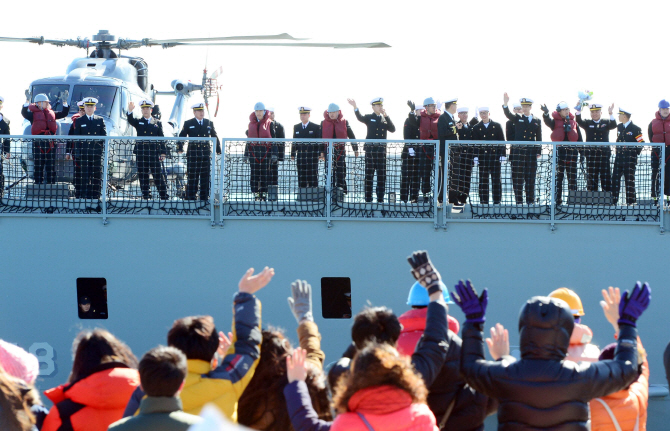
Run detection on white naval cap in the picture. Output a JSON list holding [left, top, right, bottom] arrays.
[[298, 106, 311, 113], [444, 97, 458, 105], [519, 98, 534, 105], [557, 101, 569, 110], [618, 107, 632, 116], [83, 97, 98, 105], [139, 99, 154, 108], [590, 103, 603, 111], [415, 104, 424, 111], [371, 97, 384, 105], [0, 96, 4, 103], [512, 102, 522, 109], [266, 106, 275, 112], [457, 107, 469, 113], [191, 102, 205, 110], [76, 101, 85, 107], [478, 106, 490, 112]]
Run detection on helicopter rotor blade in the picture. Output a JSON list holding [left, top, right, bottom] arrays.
[[145, 33, 306, 44], [0, 36, 87, 48], [157, 41, 391, 49], [208, 66, 223, 80]]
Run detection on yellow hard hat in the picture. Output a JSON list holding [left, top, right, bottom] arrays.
[[548, 287, 585, 316]]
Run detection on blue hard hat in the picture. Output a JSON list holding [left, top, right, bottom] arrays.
[[254, 102, 265, 111], [327, 103, 340, 113], [423, 97, 436, 106], [34, 93, 49, 103], [407, 281, 453, 306], [659, 99, 670, 109]]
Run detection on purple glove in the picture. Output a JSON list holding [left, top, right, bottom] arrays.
[[452, 280, 488, 324], [618, 281, 651, 327], [407, 251, 443, 295]]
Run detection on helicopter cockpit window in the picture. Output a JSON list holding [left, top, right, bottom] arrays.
[[69, 85, 118, 118], [31, 85, 70, 113]]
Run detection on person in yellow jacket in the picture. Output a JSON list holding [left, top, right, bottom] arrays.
[[122, 266, 274, 421]]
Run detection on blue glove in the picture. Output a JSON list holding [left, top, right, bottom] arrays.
[[618, 281, 651, 327], [407, 251, 443, 296], [452, 280, 488, 324], [574, 103, 582, 112]]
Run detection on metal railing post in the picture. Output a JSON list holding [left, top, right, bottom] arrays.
[[442, 141, 449, 229], [434, 142, 441, 230], [219, 139, 225, 227], [101, 137, 110, 225], [661, 143, 665, 233], [325, 140, 333, 228], [550, 143, 556, 231], [210, 138, 216, 227]]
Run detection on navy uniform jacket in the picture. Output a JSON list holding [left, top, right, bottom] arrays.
[[354, 110, 396, 140], [0, 115, 10, 154], [178, 118, 221, 154], [615, 122, 643, 158], [456, 117, 480, 141], [576, 113, 617, 142], [127, 113, 166, 155], [291, 121, 324, 159], [472, 120, 506, 158], [273, 121, 286, 161], [70, 114, 107, 157], [503, 105, 542, 157], [438, 112, 459, 141], [506, 119, 515, 142]]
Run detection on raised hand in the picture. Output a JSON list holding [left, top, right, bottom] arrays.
[[407, 250, 442, 295], [452, 280, 488, 324], [238, 266, 275, 294], [618, 282, 651, 327], [541, 104, 549, 115], [407, 100, 416, 111], [347, 98, 357, 109], [503, 92, 510, 106], [128, 101, 135, 112], [287, 347, 308, 383], [287, 279, 313, 323], [600, 286, 621, 331], [217, 331, 233, 357], [486, 323, 509, 360], [608, 103, 614, 116]]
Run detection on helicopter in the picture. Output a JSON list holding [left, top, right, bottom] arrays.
[[0, 30, 390, 187]]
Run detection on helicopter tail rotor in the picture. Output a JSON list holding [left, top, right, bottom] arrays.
[[202, 66, 222, 118]]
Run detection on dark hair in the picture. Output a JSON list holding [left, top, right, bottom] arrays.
[[0, 367, 35, 431], [445, 102, 456, 110], [69, 329, 138, 383], [333, 342, 427, 413], [167, 315, 219, 362], [139, 346, 187, 397], [237, 328, 332, 430], [351, 306, 402, 350]]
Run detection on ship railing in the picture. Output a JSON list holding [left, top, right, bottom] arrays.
[[0, 136, 664, 230]]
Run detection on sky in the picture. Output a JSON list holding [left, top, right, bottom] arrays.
[[0, 0, 667, 139]]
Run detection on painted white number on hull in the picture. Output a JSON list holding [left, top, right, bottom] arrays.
[[29, 343, 55, 376]]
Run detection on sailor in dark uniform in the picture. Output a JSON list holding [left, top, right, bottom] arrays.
[[70, 97, 107, 199], [611, 108, 643, 205], [127, 100, 169, 200], [506, 102, 522, 142], [438, 98, 461, 204], [575, 103, 616, 192], [66, 101, 86, 198], [178, 102, 221, 201], [291, 107, 323, 188], [455, 106, 479, 204], [472, 107, 505, 204], [348, 97, 395, 202], [401, 104, 422, 203], [0, 96, 10, 195], [267, 107, 285, 190], [503, 94, 543, 204]]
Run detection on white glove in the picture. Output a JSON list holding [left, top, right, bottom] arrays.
[[473, 157, 479, 165], [500, 156, 507, 162], [408, 148, 415, 157]]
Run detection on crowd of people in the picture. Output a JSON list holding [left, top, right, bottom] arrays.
[[0, 251, 666, 431], [2, 93, 670, 205]]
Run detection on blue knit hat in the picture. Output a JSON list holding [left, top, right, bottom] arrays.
[[254, 102, 265, 111], [423, 97, 436, 106], [659, 99, 670, 109], [327, 103, 340, 113], [407, 281, 453, 306]]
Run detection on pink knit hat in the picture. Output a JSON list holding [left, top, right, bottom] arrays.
[[0, 339, 39, 384]]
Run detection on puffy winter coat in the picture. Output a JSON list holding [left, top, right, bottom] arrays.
[[590, 359, 649, 431], [566, 323, 600, 363], [649, 111, 670, 163], [398, 308, 496, 431], [41, 363, 140, 431], [419, 110, 441, 141], [28, 105, 58, 136], [460, 296, 640, 431], [330, 385, 438, 431], [549, 111, 579, 142]]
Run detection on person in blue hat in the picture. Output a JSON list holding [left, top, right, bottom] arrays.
[[649, 99, 670, 203]]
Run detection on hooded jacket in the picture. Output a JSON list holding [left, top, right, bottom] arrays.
[[330, 385, 438, 431], [460, 296, 640, 431], [41, 363, 140, 431], [397, 308, 496, 431]]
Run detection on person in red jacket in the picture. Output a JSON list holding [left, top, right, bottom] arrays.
[[41, 329, 140, 431], [245, 102, 277, 201], [406, 97, 441, 202], [541, 101, 584, 205], [648, 99, 670, 203], [21, 93, 69, 184], [321, 104, 356, 195]]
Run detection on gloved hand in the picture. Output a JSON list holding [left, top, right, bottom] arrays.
[[407, 100, 416, 111], [287, 279, 313, 323], [541, 104, 549, 115], [473, 157, 479, 165], [408, 148, 415, 157], [500, 156, 507, 162], [271, 154, 278, 164], [407, 250, 442, 295], [452, 280, 488, 324], [574, 103, 582, 112], [618, 281, 651, 327]]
